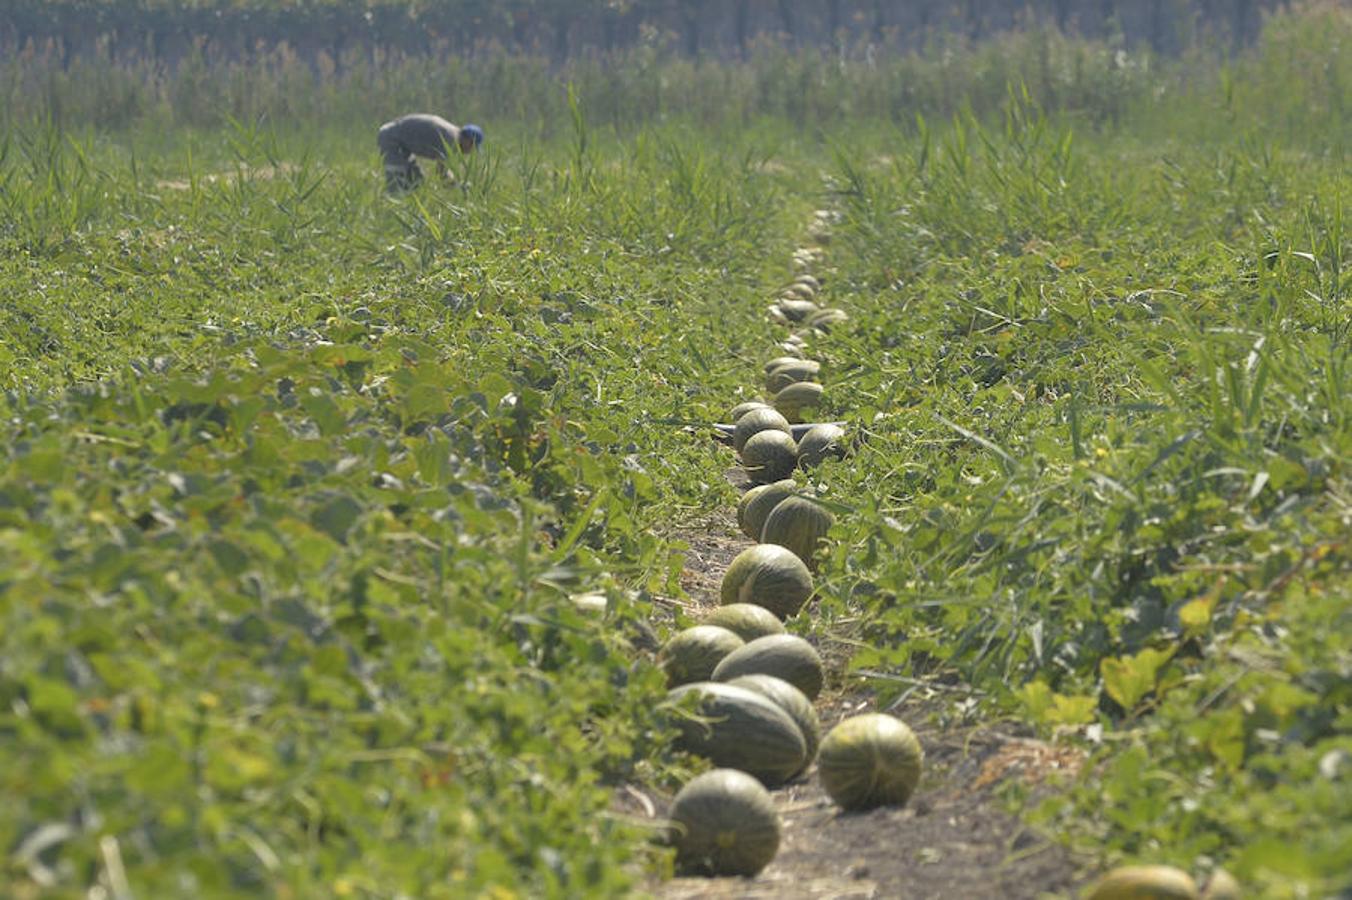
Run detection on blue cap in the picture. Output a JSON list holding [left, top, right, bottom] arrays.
[[462, 124, 485, 147]]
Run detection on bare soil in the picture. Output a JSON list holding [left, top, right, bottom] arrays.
[[643, 493, 1088, 899]]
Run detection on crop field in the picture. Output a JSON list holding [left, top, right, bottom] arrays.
[[2, 5, 1350, 899]]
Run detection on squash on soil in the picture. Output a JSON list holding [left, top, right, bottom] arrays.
[[763, 355, 806, 375], [797, 423, 846, 469], [667, 683, 808, 787], [1086, 866, 1199, 900], [765, 360, 821, 394], [729, 400, 770, 424], [733, 407, 792, 455], [776, 298, 820, 322], [720, 544, 814, 619], [805, 308, 848, 332], [737, 479, 798, 540], [703, 604, 786, 642], [773, 381, 824, 425], [668, 768, 781, 877], [658, 626, 745, 687], [725, 674, 820, 774], [712, 634, 825, 700], [741, 430, 798, 484], [761, 495, 835, 569], [817, 714, 924, 811]]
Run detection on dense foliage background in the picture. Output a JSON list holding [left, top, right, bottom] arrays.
[[4, 0, 1299, 68]]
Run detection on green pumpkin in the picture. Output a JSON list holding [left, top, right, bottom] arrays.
[[805, 308, 848, 332], [765, 360, 821, 394], [773, 381, 824, 425], [703, 604, 787, 642], [817, 714, 924, 811], [1086, 866, 1200, 900], [796, 424, 846, 469], [725, 674, 820, 775], [737, 479, 798, 540], [762, 355, 805, 375], [720, 544, 813, 620], [729, 400, 770, 424], [741, 431, 798, 484], [712, 634, 824, 700], [666, 683, 808, 787], [668, 769, 781, 877], [776, 298, 820, 323], [732, 407, 792, 455], [760, 495, 835, 570], [658, 626, 745, 687]]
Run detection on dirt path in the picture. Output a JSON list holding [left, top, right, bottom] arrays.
[[644, 501, 1087, 899]]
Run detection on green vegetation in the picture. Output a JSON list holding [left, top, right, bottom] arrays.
[[812, 12, 1350, 894], [0, 115, 813, 894], [1, 3, 1349, 897]]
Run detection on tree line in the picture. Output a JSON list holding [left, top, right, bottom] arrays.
[[2, 0, 1294, 69]]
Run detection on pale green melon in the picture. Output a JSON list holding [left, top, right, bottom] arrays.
[[658, 626, 745, 687], [762, 355, 805, 375], [726, 674, 820, 775], [797, 424, 846, 469], [765, 360, 821, 394], [666, 683, 807, 787], [794, 274, 821, 291], [776, 298, 820, 322], [720, 544, 813, 620], [737, 479, 798, 540], [1086, 866, 1199, 900], [712, 634, 824, 700], [732, 407, 792, 455], [773, 381, 824, 425], [817, 714, 924, 811], [703, 603, 786, 642], [741, 431, 798, 484], [805, 308, 848, 332], [729, 400, 771, 424], [760, 495, 835, 570], [668, 768, 781, 877]]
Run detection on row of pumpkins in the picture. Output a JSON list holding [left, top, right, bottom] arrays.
[[658, 217, 926, 879], [652, 213, 1245, 899]]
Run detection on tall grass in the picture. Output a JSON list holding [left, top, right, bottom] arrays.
[[1, 4, 1348, 153]]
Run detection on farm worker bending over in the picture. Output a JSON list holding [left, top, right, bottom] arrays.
[[377, 114, 484, 192]]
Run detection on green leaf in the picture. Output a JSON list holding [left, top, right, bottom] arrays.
[[1017, 680, 1097, 726], [1101, 647, 1175, 711], [1178, 578, 1225, 637]]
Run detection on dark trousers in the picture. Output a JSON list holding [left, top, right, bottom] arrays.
[[377, 123, 423, 191]]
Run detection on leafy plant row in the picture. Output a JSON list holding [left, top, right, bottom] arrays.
[[808, 90, 1351, 894], [0, 122, 814, 895]]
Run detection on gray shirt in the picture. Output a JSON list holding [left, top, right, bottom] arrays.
[[378, 114, 461, 160]]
